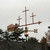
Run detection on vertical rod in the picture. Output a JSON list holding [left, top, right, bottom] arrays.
[[32, 13, 34, 23], [19, 16, 20, 25], [30, 13, 36, 23], [25, 6, 27, 25], [22, 6, 29, 26], [17, 16, 22, 25], [26, 37, 27, 42], [32, 17, 34, 23]]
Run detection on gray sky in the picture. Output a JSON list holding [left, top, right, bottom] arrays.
[[0, 0, 50, 41]]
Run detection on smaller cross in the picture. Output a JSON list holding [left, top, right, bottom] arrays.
[[17, 16, 22, 25], [30, 13, 36, 23]]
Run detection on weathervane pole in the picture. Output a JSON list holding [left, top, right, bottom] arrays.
[[22, 6, 29, 26]]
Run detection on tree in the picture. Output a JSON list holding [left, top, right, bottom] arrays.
[[0, 29, 3, 34], [10, 23, 24, 41], [2, 31, 12, 50], [3, 31, 10, 41], [28, 37, 39, 43], [0, 29, 4, 41], [40, 37, 46, 43]]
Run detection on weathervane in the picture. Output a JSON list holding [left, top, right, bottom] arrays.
[[7, 6, 42, 33], [16, 6, 42, 33], [7, 6, 42, 41]]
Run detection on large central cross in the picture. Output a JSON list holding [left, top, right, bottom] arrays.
[[30, 13, 36, 23], [22, 6, 29, 25], [17, 16, 22, 25]]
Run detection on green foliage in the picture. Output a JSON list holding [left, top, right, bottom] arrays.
[[0, 23, 24, 42], [9, 23, 24, 41], [28, 37, 39, 43], [0, 29, 3, 34], [42, 37, 45, 39], [3, 31, 10, 41], [0, 24, 41, 50]]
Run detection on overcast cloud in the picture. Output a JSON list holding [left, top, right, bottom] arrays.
[[0, 0, 50, 41]]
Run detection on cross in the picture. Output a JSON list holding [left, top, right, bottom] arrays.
[[17, 16, 22, 25], [22, 6, 29, 25], [30, 13, 36, 23]]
